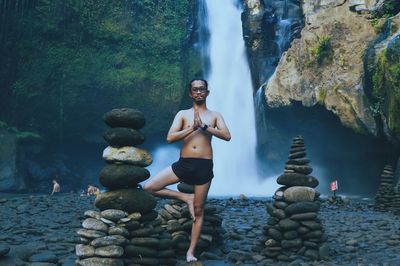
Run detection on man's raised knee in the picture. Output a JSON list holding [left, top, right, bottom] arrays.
[[143, 183, 154, 193]]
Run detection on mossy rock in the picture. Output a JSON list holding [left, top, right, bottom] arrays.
[[277, 173, 319, 188], [103, 128, 145, 147], [95, 189, 156, 213], [103, 108, 145, 129], [99, 164, 150, 189]]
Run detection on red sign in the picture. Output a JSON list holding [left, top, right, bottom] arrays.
[[330, 180, 338, 191]]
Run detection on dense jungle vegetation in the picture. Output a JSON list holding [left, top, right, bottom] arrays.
[[0, 0, 191, 143]]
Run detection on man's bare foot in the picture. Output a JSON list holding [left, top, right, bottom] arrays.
[[185, 194, 196, 222], [186, 251, 197, 262]]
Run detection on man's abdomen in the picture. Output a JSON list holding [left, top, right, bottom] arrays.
[[180, 140, 212, 159]]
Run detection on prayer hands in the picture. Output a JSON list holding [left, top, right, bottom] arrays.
[[193, 109, 203, 130]]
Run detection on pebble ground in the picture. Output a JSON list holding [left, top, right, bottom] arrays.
[[0, 193, 399, 265]]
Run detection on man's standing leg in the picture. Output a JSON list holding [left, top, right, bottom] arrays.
[[186, 181, 211, 262]]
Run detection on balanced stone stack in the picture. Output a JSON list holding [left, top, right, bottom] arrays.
[[158, 183, 223, 255], [76, 108, 176, 266], [262, 136, 329, 262], [374, 165, 395, 212]]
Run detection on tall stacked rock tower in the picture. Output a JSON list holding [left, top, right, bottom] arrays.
[[262, 136, 328, 261], [374, 165, 396, 212], [76, 108, 176, 266]]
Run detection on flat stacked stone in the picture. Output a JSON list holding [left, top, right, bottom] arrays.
[[158, 183, 223, 255], [76, 108, 176, 266], [374, 165, 395, 212], [262, 136, 329, 262]]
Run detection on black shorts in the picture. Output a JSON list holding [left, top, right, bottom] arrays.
[[171, 157, 214, 185]]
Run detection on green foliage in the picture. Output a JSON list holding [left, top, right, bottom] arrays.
[[1, 0, 190, 139], [308, 35, 333, 66], [317, 89, 327, 105], [370, 18, 386, 34], [0, 120, 41, 141], [390, 21, 399, 35], [372, 45, 400, 133]]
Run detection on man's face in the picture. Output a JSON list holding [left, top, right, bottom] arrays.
[[189, 80, 209, 103]]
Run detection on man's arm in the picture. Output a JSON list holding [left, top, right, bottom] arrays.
[[204, 112, 231, 141], [166, 111, 196, 143]]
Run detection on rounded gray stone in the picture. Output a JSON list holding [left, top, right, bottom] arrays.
[[279, 218, 300, 230], [103, 127, 145, 147], [283, 186, 316, 202], [75, 244, 95, 258], [95, 189, 156, 213], [84, 210, 101, 219], [103, 108, 145, 129], [285, 202, 320, 215], [130, 237, 159, 248], [76, 257, 124, 266], [82, 218, 108, 232], [77, 229, 107, 239], [91, 235, 128, 247], [94, 245, 124, 258], [281, 238, 302, 248], [108, 226, 129, 238], [100, 209, 128, 222], [99, 164, 150, 189], [277, 173, 319, 188]]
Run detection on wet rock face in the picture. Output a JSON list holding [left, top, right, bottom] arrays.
[[242, 0, 303, 89], [262, 0, 400, 139]]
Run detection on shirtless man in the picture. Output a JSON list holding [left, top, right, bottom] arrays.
[[51, 179, 60, 195], [144, 79, 231, 262]]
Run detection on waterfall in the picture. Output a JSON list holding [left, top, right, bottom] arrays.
[[202, 0, 278, 196], [147, 0, 280, 196]]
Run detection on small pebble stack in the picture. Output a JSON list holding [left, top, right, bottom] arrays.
[[75, 108, 176, 266], [262, 136, 329, 262], [158, 183, 224, 255], [374, 165, 397, 213]]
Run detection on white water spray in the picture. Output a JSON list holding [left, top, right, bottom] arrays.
[[204, 0, 277, 196]]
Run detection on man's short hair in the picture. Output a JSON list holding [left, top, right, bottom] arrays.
[[188, 78, 208, 91]]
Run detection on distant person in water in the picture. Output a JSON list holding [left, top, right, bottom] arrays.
[[144, 78, 231, 262], [51, 179, 60, 195], [87, 185, 100, 196]]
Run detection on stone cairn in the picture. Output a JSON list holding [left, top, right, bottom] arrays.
[[158, 183, 224, 256], [374, 165, 400, 214], [262, 136, 329, 261], [392, 181, 400, 215], [75, 108, 176, 266]]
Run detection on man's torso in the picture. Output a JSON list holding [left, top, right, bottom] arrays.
[[180, 108, 217, 159]]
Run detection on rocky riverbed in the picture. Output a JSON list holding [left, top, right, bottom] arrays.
[[0, 193, 399, 265]]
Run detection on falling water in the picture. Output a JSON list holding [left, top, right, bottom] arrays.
[[202, 0, 278, 196], [147, 0, 280, 196]]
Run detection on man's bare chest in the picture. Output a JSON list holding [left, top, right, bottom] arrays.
[[182, 113, 216, 128]]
